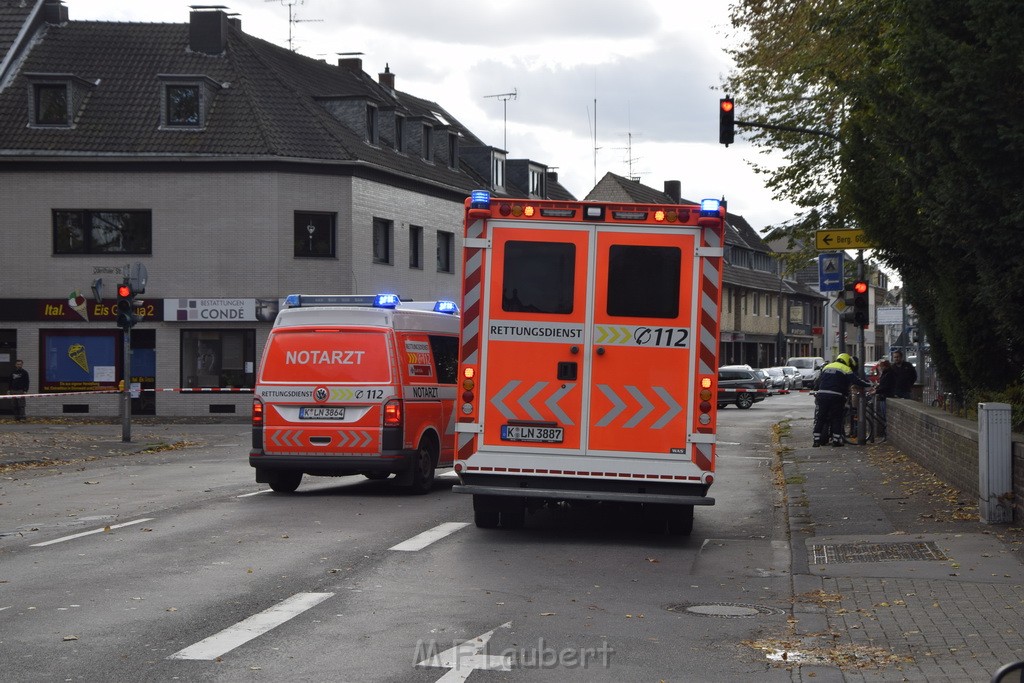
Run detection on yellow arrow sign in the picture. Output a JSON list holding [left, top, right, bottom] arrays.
[[815, 228, 873, 250]]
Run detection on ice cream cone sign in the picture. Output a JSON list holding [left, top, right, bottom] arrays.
[[68, 343, 89, 374], [68, 290, 89, 321]]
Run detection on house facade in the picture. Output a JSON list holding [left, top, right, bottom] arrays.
[[0, 2, 570, 417]]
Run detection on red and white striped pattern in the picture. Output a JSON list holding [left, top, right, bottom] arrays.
[[456, 215, 486, 462], [693, 215, 725, 472]]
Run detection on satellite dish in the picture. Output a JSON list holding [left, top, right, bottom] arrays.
[[130, 263, 148, 294]]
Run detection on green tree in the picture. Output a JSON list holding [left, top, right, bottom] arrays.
[[724, 0, 1024, 400]]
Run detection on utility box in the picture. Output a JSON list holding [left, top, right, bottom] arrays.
[[979, 402, 1012, 524]]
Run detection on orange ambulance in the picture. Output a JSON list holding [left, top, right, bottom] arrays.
[[452, 192, 726, 535], [250, 294, 459, 493]]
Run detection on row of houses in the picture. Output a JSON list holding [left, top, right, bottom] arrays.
[[0, 1, 828, 418]]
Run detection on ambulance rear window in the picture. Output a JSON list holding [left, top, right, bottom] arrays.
[[607, 245, 681, 318], [260, 329, 391, 383], [502, 241, 575, 314]]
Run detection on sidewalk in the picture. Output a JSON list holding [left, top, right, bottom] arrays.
[[0, 416, 247, 470], [775, 418, 1024, 681]]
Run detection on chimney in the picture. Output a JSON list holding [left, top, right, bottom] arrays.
[[664, 180, 681, 204], [546, 170, 559, 183], [338, 57, 363, 72], [43, 0, 68, 24], [228, 16, 242, 31], [189, 8, 229, 56], [378, 63, 395, 90]]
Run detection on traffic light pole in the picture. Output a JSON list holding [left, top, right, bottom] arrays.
[[856, 250, 867, 444], [122, 326, 131, 442]]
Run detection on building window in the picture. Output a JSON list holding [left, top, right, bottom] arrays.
[[767, 294, 773, 317], [493, 155, 505, 189], [181, 329, 256, 389], [53, 210, 152, 255], [422, 124, 433, 161], [34, 83, 69, 125], [409, 224, 423, 269], [294, 211, 336, 257], [753, 292, 760, 315], [366, 104, 378, 144], [447, 132, 459, 169], [373, 217, 393, 264], [394, 115, 405, 152], [529, 169, 543, 196], [166, 84, 200, 126], [437, 230, 454, 273]]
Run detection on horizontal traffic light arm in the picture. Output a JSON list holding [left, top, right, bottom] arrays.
[[735, 118, 840, 142]]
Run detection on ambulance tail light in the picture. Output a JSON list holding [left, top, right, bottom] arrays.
[[459, 366, 477, 418], [697, 375, 714, 425], [383, 399, 402, 427], [252, 398, 264, 427]]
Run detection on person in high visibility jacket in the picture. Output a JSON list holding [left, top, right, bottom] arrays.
[[812, 353, 872, 447]]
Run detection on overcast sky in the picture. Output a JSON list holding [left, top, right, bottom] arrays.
[[68, 0, 798, 231]]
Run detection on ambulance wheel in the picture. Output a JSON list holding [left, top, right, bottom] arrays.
[[363, 472, 390, 480], [665, 505, 695, 536], [267, 471, 301, 493], [737, 393, 754, 409], [408, 437, 438, 495], [501, 507, 525, 529], [473, 495, 500, 529]]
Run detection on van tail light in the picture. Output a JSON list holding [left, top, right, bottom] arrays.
[[252, 398, 264, 427], [384, 399, 402, 427]]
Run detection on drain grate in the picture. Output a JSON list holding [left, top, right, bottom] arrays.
[[811, 541, 948, 564]]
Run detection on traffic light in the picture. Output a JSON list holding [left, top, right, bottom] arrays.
[[852, 280, 869, 327], [116, 282, 138, 329], [719, 97, 735, 146]]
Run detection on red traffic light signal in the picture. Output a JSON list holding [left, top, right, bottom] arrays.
[[853, 280, 868, 295], [719, 97, 735, 146], [117, 283, 132, 299]]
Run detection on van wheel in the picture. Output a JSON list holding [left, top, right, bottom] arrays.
[[363, 472, 390, 481], [473, 495, 500, 528], [407, 437, 438, 495], [737, 393, 754, 409], [267, 471, 302, 493], [666, 506, 695, 536]]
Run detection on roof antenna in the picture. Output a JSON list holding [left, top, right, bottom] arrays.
[[265, 0, 323, 52], [483, 88, 517, 151]]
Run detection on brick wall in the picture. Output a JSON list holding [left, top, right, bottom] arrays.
[[888, 399, 1024, 522]]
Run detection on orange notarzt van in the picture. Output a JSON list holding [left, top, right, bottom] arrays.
[[250, 294, 459, 493]]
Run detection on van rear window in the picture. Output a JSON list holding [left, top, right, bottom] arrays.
[[260, 330, 391, 383]]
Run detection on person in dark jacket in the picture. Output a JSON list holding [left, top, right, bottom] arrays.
[[7, 359, 29, 421], [890, 350, 917, 399], [812, 353, 872, 447]]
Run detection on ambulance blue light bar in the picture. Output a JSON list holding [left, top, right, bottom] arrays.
[[470, 190, 491, 209], [285, 294, 400, 308], [434, 300, 459, 314], [374, 293, 401, 309], [700, 198, 722, 217]]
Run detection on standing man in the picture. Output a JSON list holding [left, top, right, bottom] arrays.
[[890, 350, 917, 399], [812, 353, 871, 447], [8, 359, 29, 421]]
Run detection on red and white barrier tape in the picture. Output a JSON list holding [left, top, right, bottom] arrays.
[[717, 388, 772, 394], [1, 387, 252, 400]]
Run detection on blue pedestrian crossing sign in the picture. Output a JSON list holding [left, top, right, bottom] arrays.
[[818, 252, 844, 292]]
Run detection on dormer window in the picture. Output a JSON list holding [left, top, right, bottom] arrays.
[[366, 104, 379, 145], [422, 123, 433, 162], [158, 75, 225, 130], [492, 153, 506, 190], [394, 114, 405, 153], [447, 132, 459, 169], [26, 73, 98, 128], [34, 84, 68, 125]]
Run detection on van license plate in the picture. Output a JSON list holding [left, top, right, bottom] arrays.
[[501, 425, 563, 443], [299, 407, 346, 420]]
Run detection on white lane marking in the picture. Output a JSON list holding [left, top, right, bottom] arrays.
[[236, 489, 273, 498], [168, 592, 334, 661], [390, 522, 470, 552], [417, 621, 513, 682], [30, 518, 155, 547]]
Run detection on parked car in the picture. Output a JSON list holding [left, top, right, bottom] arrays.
[[717, 367, 768, 409], [781, 366, 801, 388], [786, 356, 826, 388], [753, 368, 772, 388], [764, 367, 791, 390]]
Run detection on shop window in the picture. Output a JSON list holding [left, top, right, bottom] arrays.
[[180, 329, 256, 389]]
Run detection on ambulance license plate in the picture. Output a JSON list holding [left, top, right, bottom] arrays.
[[501, 425, 563, 443], [299, 407, 346, 420]]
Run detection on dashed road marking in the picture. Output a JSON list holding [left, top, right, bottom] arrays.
[[390, 522, 470, 552], [168, 592, 334, 661], [30, 518, 155, 547]]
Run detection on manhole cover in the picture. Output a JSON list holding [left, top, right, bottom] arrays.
[[665, 602, 786, 618], [811, 541, 948, 564]]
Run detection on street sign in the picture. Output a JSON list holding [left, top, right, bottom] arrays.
[[831, 295, 849, 313], [815, 228, 873, 250], [876, 306, 903, 325], [817, 252, 844, 292]]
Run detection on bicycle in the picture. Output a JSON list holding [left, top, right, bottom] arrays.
[[841, 391, 887, 444]]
